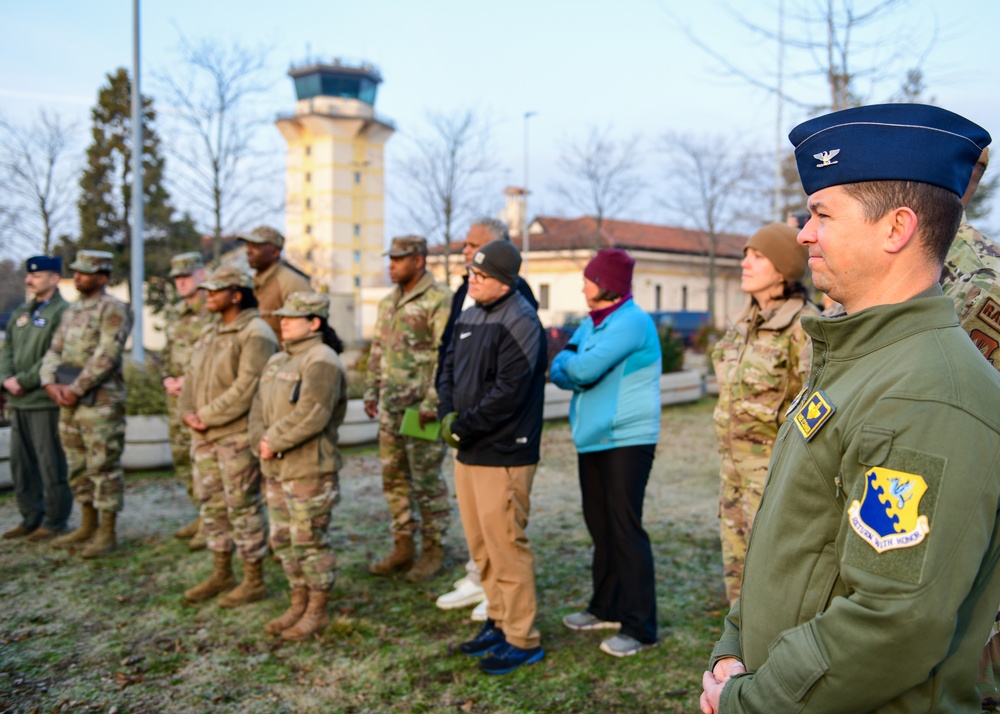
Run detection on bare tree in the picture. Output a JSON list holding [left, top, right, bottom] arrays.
[[669, 0, 929, 113], [660, 132, 766, 325], [154, 36, 278, 261], [397, 109, 496, 283], [0, 112, 78, 254], [552, 126, 645, 247]]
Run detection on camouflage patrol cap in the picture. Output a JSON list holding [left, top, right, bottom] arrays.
[[69, 250, 115, 274], [273, 291, 330, 319], [169, 252, 205, 278], [202, 264, 254, 291], [239, 225, 284, 248], [384, 235, 427, 258]]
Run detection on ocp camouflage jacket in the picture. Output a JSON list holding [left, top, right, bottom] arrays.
[[364, 271, 451, 414], [711, 296, 817, 465]]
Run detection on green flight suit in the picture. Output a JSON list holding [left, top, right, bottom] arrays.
[[711, 289, 1000, 713]]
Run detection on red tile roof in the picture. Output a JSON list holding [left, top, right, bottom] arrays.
[[430, 216, 746, 258], [520, 216, 746, 258]]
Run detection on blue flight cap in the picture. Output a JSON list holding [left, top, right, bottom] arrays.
[[26, 255, 62, 274], [790, 104, 992, 197]]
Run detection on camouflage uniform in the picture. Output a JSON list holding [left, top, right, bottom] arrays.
[[249, 292, 349, 592], [710, 296, 818, 604], [178, 266, 278, 563], [941, 217, 1000, 711], [39, 255, 132, 514], [363, 270, 451, 544], [239, 226, 312, 337], [163, 255, 212, 498]]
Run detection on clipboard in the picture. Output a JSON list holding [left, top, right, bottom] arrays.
[[399, 407, 441, 441]]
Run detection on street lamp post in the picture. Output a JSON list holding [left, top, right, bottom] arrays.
[[523, 111, 537, 275], [130, 0, 145, 363]]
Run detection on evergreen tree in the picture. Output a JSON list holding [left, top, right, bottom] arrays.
[[73, 68, 197, 286]]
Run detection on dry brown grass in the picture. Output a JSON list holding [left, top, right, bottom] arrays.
[[0, 399, 726, 713]]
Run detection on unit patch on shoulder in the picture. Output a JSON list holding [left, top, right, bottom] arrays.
[[794, 390, 835, 441], [848, 467, 929, 553]]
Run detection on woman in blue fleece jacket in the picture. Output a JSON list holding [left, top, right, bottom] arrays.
[[550, 248, 662, 658]]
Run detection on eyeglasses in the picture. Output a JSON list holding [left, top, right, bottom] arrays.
[[467, 267, 493, 283]]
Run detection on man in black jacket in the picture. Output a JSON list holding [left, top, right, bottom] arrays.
[[435, 218, 538, 616], [438, 239, 547, 676]]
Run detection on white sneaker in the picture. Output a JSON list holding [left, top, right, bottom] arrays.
[[435, 577, 486, 610], [470, 599, 489, 622]]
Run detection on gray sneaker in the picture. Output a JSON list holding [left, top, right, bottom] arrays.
[[599, 634, 656, 658], [562, 611, 621, 631]]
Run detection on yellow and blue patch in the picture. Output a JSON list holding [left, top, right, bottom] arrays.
[[848, 467, 930, 553], [794, 390, 835, 441]]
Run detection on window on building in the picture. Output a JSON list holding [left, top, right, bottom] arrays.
[[682, 286, 688, 311], [305, 198, 311, 209], [354, 224, 361, 237], [305, 224, 312, 234], [353, 250, 361, 262], [305, 172, 311, 183], [539, 284, 550, 310], [354, 171, 361, 184], [305, 145, 311, 156], [655, 284, 662, 312], [306, 249, 314, 262], [354, 276, 361, 288]]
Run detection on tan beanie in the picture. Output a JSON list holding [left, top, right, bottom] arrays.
[[744, 223, 809, 283]]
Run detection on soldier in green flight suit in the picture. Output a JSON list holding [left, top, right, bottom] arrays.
[[1, 255, 71, 541], [702, 105, 1000, 714], [39, 250, 132, 559], [161, 252, 213, 548]]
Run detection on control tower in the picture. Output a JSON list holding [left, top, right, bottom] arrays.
[[276, 59, 395, 342]]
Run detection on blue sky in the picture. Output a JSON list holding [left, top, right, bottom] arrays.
[[2, 0, 998, 252]]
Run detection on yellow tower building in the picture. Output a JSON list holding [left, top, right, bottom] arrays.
[[276, 59, 395, 342]]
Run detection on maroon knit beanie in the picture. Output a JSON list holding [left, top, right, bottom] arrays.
[[584, 248, 634, 296]]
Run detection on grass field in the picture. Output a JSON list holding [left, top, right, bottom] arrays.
[[0, 399, 727, 713]]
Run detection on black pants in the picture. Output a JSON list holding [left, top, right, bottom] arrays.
[[578, 444, 657, 644], [11, 407, 71, 530]]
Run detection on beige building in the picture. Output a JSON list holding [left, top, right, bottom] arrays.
[[275, 60, 394, 343], [429, 210, 748, 330]]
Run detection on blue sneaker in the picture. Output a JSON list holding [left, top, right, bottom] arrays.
[[458, 620, 506, 657], [478, 642, 545, 675]]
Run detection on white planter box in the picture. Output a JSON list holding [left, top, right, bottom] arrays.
[[0, 370, 708, 483], [123, 415, 173, 472]]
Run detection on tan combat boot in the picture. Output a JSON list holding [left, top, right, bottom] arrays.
[[218, 559, 267, 608], [280, 590, 331, 641], [51, 504, 99, 549], [187, 524, 207, 551], [405, 540, 444, 583], [184, 551, 236, 603], [80, 511, 117, 559], [368, 533, 415, 576], [174, 517, 201, 540], [264, 587, 309, 635]]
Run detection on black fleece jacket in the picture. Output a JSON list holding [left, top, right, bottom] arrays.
[[438, 290, 546, 467]]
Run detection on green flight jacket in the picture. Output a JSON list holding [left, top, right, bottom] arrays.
[[178, 308, 277, 443], [0, 293, 69, 410], [248, 332, 348, 479], [712, 290, 1000, 713]]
